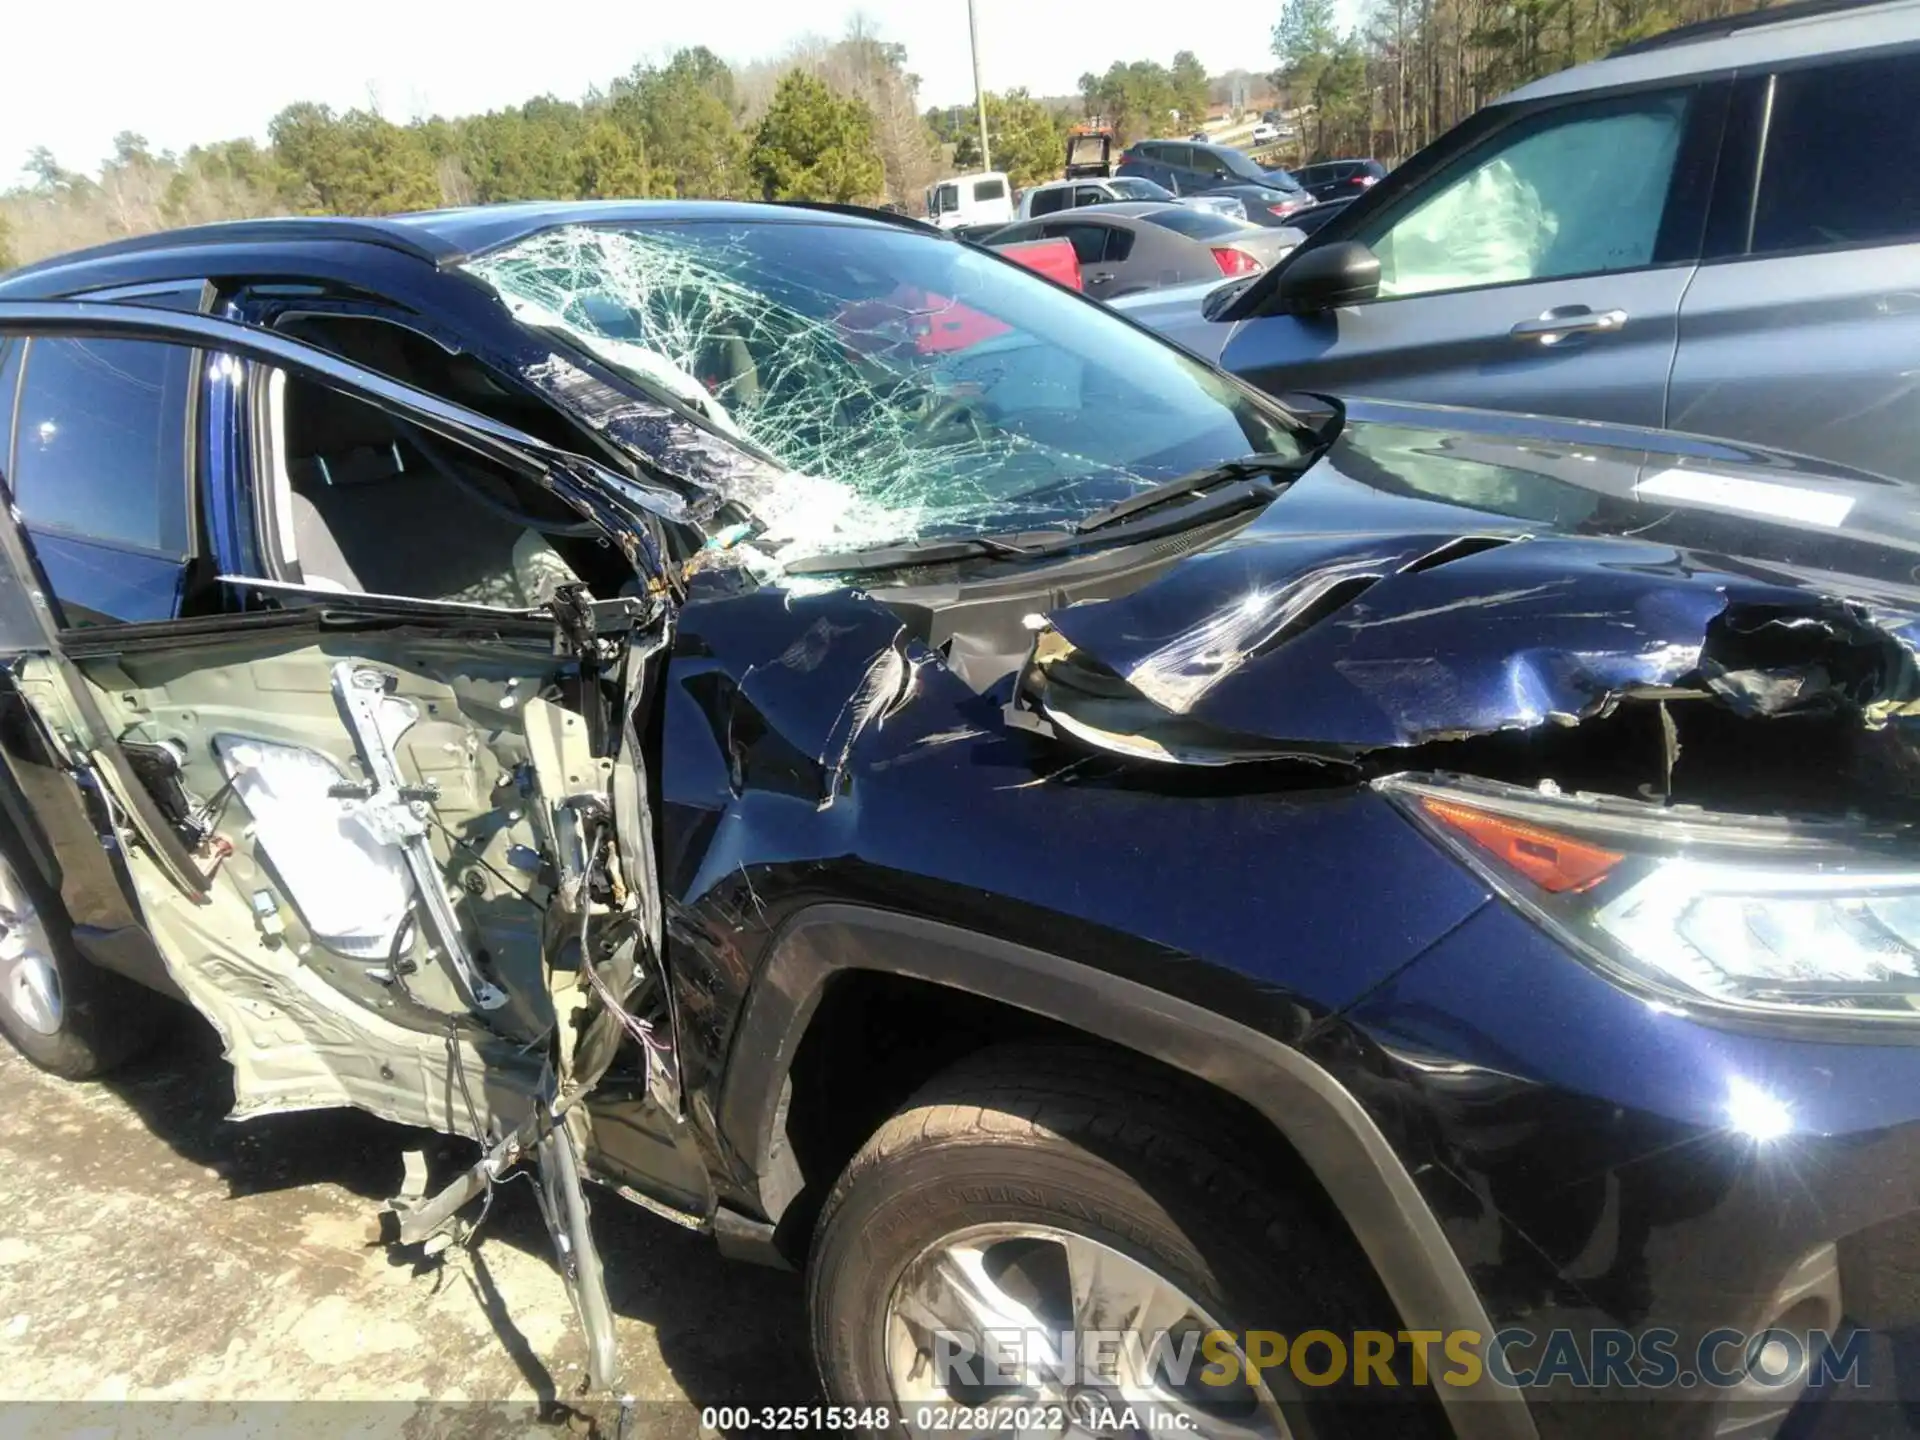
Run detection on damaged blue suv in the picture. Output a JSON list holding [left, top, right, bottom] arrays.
[[0, 202, 1916, 1440]]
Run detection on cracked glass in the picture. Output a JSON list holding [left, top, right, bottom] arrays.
[[463, 220, 1300, 570]]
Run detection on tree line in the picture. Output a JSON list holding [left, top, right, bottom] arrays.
[[1277, 0, 1773, 161], [0, 26, 1110, 271], [0, 38, 901, 269], [0, 1, 1778, 271]]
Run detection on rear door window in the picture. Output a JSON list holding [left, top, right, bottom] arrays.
[[1043, 221, 1129, 266], [1194, 150, 1234, 181], [973, 178, 1007, 203], [8, 338, 195, 625], [1029, 187, 1069, 217], [14, 339, 192, 554], [1748, 51, 1920, 255]]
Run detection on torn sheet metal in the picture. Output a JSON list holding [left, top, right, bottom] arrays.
[[817, 637, 914, 811], [1042, 531, 1747, 751], [1033, 407, 1920, 760], [667, 590, 923, 811], [386, 601, 676, 1397], [516, 350, 757, 527], [1700, 599, 1920, 718]]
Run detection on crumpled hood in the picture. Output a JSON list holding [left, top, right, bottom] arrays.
[[1034, 400, 1920, 759]]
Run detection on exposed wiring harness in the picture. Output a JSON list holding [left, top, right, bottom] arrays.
[[576, 820, 673, 1068]]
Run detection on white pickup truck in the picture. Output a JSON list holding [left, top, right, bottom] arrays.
[[1014, 175, 1176, 221], [925, 171, 1013, 230]]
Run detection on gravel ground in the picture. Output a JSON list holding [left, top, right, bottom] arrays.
[[0, 1005, 818, 1437]]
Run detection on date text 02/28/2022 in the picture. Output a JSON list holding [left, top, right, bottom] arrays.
[[698, 1405, 1200, 1433]]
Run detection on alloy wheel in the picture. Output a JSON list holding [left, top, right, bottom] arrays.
[[0, 857, 61, 1037], [885, 1222, 1291, 1439]]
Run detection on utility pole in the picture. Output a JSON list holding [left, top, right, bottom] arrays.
[[968, 0, 992, 171]]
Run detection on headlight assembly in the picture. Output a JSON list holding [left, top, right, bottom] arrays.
[[1381, 774, 1920, 1024]]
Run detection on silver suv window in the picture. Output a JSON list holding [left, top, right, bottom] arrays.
[[1361, 91, 1692, 298], [1749, 50, 1920, 255]]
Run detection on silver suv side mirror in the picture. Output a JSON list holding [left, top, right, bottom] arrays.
[[1269, 240, 1382, 315]]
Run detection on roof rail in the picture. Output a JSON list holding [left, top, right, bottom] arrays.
[[1609, 0, 1891, 57], [0, 216, 453, 282]]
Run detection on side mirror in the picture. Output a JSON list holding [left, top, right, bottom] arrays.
[[1271, 240, 1381, 314]]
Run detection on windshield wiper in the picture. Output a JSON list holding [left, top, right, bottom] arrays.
[[1073, 452, 1310, 533], [783, 453, 1314, 578], [785, 454, 1314, 578], [781, 529, 1073, 577]]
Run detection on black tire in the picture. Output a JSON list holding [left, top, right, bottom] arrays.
[[0, 839, 162, 1080], [808, 1044, 1447, 1439]]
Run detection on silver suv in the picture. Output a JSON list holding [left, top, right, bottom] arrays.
[[1125, 0, 1920, 483]]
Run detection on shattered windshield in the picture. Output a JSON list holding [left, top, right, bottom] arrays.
[[463, 220, 1299, 569]]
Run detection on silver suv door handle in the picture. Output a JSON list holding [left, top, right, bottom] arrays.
[[1509, 307, 1628, 344]]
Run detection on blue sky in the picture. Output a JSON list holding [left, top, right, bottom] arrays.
[[4, 0, 1330, 186]]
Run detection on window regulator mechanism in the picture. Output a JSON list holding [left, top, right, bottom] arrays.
[[329, 661, 508, 1013]]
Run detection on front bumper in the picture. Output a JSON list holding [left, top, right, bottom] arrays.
[[1319, 899, 1920, 1439]]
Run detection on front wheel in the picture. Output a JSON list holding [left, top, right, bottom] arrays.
[[807, 1045, 1445, 1439]]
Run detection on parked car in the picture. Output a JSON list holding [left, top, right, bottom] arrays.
[[1015, 175, 1174, 220], [948, 221, 1007, 244], [1177, 193, 1249, 222], [926, 170, 1013, 230], [1132, 0, 1920, 487], [1118, 139, 1312, 214], [986, 202, 1297, 296], [4, 199, 1920, 1440], [1280, 195, 1354, 235], [1290, 158, 1388, 202], [1187, 181, 1324, 227]]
